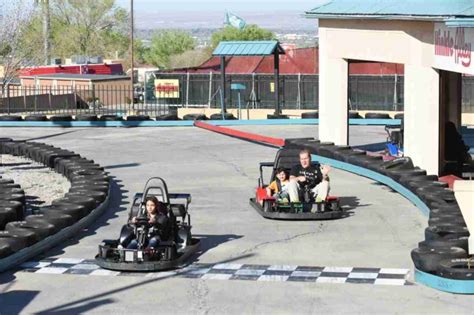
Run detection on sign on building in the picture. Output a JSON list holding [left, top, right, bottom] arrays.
[[434, 23, 474, 75], [154, 79, 180, 98]]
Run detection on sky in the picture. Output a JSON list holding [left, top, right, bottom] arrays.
[[115, 0, 327, 13]]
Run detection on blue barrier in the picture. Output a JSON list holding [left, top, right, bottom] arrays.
[[0, 118, 402, 127], [415, 269, 474, 294]]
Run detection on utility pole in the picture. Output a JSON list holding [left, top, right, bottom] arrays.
[[130, 0, 135, 106], [36, 0, 51, 65]]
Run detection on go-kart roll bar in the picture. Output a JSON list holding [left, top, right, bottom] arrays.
[[259, 162, 274, 187]]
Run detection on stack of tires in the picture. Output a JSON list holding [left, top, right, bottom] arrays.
[[0, 139, 109, 260], [284, 138, 472, 282]]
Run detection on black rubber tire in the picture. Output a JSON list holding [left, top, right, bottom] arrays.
[[0, 193, 26, 206], [52, 197, 97, 214], [365, 112, 391, 119], [301, 111, 319, 119], [318, 145, 352, 159], [34, 211, 74, 230], [39, 203, 89, 224], [340, 150, 367, 163], [0, 183, 21, 190], [6, 221, 55, 240], [0, 200, 24, 220], [100, 115, 123, 121], [418, 236, 469, 252], [182, 114, 207, 121], [1, 227, 39, 246], [267, 114, 289, 119], [50, 115, 73, 122], [65, 190, 107, 203], [126, 115, 150, 121], [0, 241, 14, 258], [69, 184, 109, 194], [0, 116, 23, 121], [0, 236, 25, 254], [75, 114, 98, 121], [425, 224, 470, 240], [437, 258, 474, 280], [386, 168, 427, 181], [394, 113, 404, 119], [156, 114, 180, 121], [0, 179, 14, 185], [429, 206, 462, 217], [209, 113, 237, 120], [24, 215, 62, 234], [348, 111, 361, 119], [0, 207, 17, 230], [428, 216, 465, 227], [411, 246, 467, 273], [379, 157, 414, 172], [24, 115, 48, 121]]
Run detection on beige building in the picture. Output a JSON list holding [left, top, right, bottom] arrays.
[[306, 1, 474, 175]]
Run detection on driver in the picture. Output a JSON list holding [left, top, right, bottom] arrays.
[[127, 196, 171, 249], [287, 149, 331, 203]]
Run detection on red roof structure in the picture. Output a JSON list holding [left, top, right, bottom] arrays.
[[19, 63, 124, 76], [165, 47, 404, 75]]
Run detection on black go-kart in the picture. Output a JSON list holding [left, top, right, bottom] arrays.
[[249, 148, 345, 220], [96, 177, 200, 271]]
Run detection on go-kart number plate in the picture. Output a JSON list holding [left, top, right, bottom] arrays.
[[125, 251, 135, 262], [137, 251, 143, 261]]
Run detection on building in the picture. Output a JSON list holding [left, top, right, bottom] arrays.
[[306, 0, 474, 175]]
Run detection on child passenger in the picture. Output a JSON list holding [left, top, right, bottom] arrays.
[[266, 167, 290, 203]]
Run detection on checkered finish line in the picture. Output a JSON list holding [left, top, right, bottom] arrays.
[[18, 258, 411, 286]]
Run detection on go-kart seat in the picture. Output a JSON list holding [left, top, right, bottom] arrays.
[[272, 149, 302, 177], [170, 204, 187, 217]]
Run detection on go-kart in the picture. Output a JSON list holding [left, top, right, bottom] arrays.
[[96, 177, 200, 271], [249, 148, 346, 220]]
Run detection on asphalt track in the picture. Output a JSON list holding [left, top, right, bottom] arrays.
[[0, 125, 473, 314]]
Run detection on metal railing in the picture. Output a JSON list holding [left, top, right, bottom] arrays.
[[1, 74, 474, 116]]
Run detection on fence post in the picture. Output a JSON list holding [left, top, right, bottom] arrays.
[[208, 72, 213, 108], [252, 73, 256, 109], [297, 73, 301, 110], [6, 84, 10, 115], [393, 74, 398, 111], [186, 72, 190, 107]]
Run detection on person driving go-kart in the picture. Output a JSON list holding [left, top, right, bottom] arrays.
[[126, 196, 171, 249], [287, 149, 331, 205]]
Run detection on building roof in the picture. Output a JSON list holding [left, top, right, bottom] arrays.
[[20, 73, 130, 81], [213, 41, 285, 56], [306, 0, 474, 21]]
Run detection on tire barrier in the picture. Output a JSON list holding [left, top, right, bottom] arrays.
[[209, 113, 237, 120], [183, 113, 208, 121], [365, 112, 392, 119], [283, 138, 473, 294], [193, 125, 473, 294], [0, 139, 110, 272], [301, 111, 319, 119]]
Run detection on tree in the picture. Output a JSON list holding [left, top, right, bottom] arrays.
[[211, 25, 275, 49], [168, 49, 212, 69], [34, 0, 51, 65], [23, 0, 129, 61], [143, 30, 195, 69], [0, 1, 36, 90]]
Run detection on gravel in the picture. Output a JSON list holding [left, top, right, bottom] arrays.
[[0, 154, 70, 214]]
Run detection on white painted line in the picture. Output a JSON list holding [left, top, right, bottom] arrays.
[[258, 275, 290, 282], [20, 261, 51, 269], [53, 258, 84, 264], [186, 268, 211, 275], [374, 278, 407, 286], [348, 272, 379, 279], [202, 273, 233, 281], [90, 269, 120, 276], [322, 267, 353, 273], [267, 265, 298, 271], [235, 269, 265, 276], [145, 271, 177, 278], [290, 271, 321, 278], [379, 268, 410, 275], [35, 267, 68, 274], [316, 277, 347, 284], [70, 263, 100, 270], [212, 263, 243, 270]]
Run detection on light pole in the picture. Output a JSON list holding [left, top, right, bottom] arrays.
[[35, 0, 51, 65]]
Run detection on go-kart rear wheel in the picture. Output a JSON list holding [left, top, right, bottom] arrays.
[[263, 200, 272, 213]]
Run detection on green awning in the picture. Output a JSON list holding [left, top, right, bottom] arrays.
[[212, 41, 285, 56]]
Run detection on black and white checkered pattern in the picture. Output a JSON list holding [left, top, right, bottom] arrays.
[[18, 258, 410, 286]]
